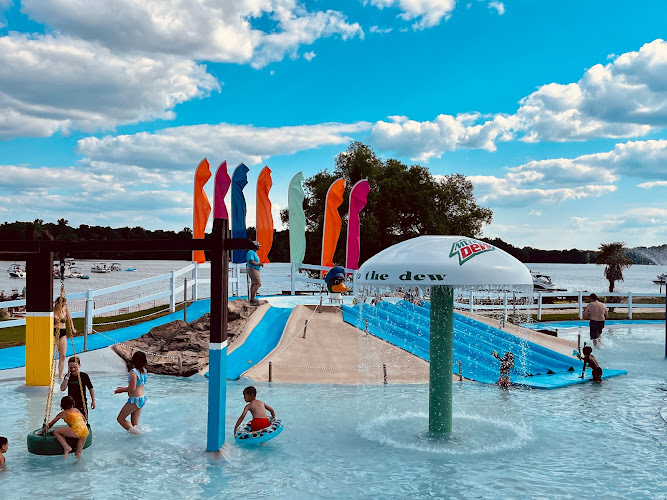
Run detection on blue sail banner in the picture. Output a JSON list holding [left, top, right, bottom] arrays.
[[231, 163, 249, 263]]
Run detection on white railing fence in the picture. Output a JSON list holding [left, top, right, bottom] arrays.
[[454, 290, 666, 321], [0, 261, 357, 350]]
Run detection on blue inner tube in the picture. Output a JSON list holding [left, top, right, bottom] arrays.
[[234, 417, 283, 445]]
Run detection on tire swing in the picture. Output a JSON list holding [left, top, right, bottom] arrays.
[[27, 264, 93, 455]]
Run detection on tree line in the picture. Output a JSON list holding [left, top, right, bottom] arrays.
[[0, 142, 660, 266]]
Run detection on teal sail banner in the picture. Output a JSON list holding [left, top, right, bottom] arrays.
[[288, 171, 306, 265]]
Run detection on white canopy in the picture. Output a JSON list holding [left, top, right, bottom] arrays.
[[356, 235, 532, 288]]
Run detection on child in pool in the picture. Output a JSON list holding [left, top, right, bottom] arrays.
[[234, 386, 276, 433], [114, 351, 147, 433], [0, 436, 7, 469], [492, 350, 514, 388], [580, 345, 603, 383], [60, 356, 95, 418], [44, 396, 89, 459]]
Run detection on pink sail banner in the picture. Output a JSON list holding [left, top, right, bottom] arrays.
[[256, 166, 273, 263], [192, 158, 211, 263], [321, 177, 346, 273], [345, 179, 370, 270], [213, 160, 231, 220]]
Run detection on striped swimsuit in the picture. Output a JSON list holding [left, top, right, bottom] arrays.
[[127, 368, 147, 409]]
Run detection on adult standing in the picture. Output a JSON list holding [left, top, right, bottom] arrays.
[[583, 293, 608, 347], [247, 240, 264, 305], [54, 296, 76, 380]]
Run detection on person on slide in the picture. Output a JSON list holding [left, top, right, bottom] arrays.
[[234, 386, 276, 433]]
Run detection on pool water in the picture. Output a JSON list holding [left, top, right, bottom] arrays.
[[0, 325, 665, 499]]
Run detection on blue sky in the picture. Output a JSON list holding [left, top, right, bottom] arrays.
[[0, 0, 666, 250]]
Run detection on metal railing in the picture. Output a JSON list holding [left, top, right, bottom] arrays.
[[0, 261, 357, 348], [453, 290, 666, 320]]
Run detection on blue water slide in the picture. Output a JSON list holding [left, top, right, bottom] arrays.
[[226, 307, 292, 380], [342, 300, 626, 388]]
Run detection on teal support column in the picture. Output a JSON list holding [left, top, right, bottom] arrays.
[[429, 285, 454, 435]]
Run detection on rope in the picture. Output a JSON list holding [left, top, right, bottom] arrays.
[[42, 328, 59, 428], [271, 363, 422, 371], [92, 329, 181, 360], [266, 297, 321, 361], [93, 305, 171, 326]]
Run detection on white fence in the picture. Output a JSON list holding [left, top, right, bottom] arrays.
[[0, 262, 356, 349], [454, 290, 666, 321]]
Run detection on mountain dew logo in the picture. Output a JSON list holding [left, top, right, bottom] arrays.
[[449, 239, 495, 265]]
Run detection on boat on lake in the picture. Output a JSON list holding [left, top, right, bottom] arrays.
[[90, 262, 111, 273], [7, 263, 26, 279], [111, 263, 122, 271], [652, 272, 667, 284], [531, 271, 566, 292]]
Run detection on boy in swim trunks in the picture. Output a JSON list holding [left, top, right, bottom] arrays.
[[579, 345, 603, 383], [44, 396, 89, 459], [234, 386, 276, 433]]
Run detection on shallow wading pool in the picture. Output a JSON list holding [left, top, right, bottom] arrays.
[[0, 324, 665, 499]]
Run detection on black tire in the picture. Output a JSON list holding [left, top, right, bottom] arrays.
[[27, 425, 92, 456]]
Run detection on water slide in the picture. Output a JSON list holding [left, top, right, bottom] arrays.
[[342, 300, 626, 388], [226, 307, 292, 380]]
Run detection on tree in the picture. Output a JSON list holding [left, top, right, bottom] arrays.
[[281, 141, 493, 266], [596, 242, 632, 292]]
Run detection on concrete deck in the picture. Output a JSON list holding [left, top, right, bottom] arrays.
[[244, 305, 433, 384]]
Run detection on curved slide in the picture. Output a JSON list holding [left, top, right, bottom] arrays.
[[226, 307, 292, 380], [342, 300, 626, 389]]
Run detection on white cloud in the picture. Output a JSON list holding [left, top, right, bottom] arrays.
[[0, 34, 219, 139], [638, 180, 667, 189], [369, 39, 667, 160], [369, 25, 393, 34], [488, 1, 505, 15], [475, 184, 617, 207], [529, 210, 542, 216], [21, 0, 363, 69], [76, 121, 372, 170], [368, 0, 456, 29], [303, 51, 316, 61], [0, 0, 11, 28]]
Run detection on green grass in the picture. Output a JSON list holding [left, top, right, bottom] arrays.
[[0, 303, 190, 349]]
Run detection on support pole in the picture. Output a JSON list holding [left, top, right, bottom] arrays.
[[291, 262, 296, 296], [269, 361, 273, 382], [383, 363, 387, 384], [207, 218, 229, 452], [25, 251, 54, 386], [169, 270, 176, 313], [429, 285, 454, 436], [85, 289, 94, 344], [302, 319, 308, 339], [184, 277, 188, 323]]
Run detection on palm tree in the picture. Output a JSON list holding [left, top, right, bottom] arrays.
[[596, 242, 633, 292]]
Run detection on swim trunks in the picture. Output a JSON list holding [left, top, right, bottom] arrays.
[[250, 418, 270, 431], [589, 320, 604, 340]]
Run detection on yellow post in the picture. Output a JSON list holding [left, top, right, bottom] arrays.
[[25, 312, 54, 386]]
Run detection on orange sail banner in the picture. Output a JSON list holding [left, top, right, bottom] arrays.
[[321, 177, 346, 273], [192, 158, 211, 263], [256, 166, 273, 263]]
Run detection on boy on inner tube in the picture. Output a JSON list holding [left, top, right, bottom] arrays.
[[324, 265, 349, 293], [235, 386, 276, 432]]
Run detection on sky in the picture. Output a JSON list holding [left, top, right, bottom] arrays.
[[0, 0, 666, 251]]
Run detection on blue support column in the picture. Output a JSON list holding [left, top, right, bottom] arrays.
[[207, 342, 228, 451]]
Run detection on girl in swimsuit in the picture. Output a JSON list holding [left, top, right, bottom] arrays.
[[115, 351, 148, 433], [54, 297, 76, 380], [45, 396, 89, 459]]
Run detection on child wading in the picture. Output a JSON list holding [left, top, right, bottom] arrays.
[[492, 350, 515, 388], [580, 345, 603, 383], [0, 436, 7, 470], [60, 356, 95, 418], [44, 396, 89, 459], [115, 351, 147, 433], [234, 386, 276, 433]]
